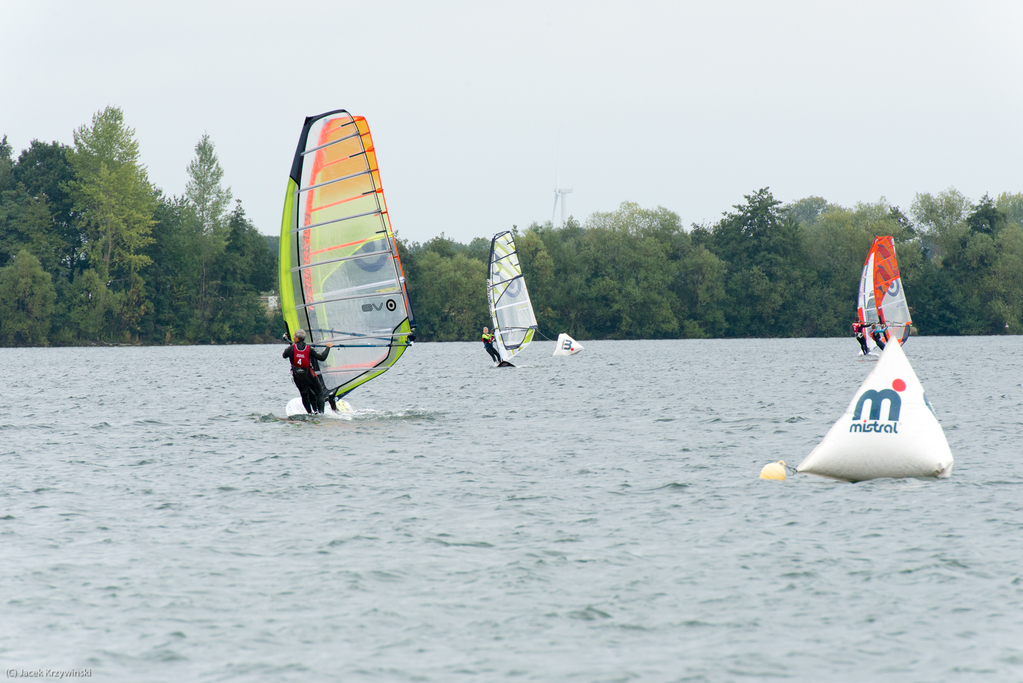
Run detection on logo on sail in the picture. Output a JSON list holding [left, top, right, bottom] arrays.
[[849, 383, 904, 434]]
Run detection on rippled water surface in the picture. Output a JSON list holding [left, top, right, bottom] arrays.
[[2, 337, 1023, 681]]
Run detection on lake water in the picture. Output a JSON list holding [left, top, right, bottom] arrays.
[[2, 337, 1022, 681]]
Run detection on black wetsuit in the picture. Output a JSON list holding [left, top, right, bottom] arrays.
[[854, 324, 870, 355], [482, 333, 501, 363], [283, 342, 331, 413]]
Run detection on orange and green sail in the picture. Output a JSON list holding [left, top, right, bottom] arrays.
[[279, 110, 415, 399]]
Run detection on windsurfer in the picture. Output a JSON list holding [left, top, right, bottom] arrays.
[[481, 327, 501, 363], [283, 329, 334, 413], [853, 322, 870, 355], [870, 323, 886, 351]]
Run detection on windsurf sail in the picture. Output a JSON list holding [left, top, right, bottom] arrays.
[[487, 231, 537, 362], [279, 110, 415, 401], [857, 236, 912, 344]]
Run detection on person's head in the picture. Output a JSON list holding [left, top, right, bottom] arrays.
[[294, 329, 306, 342], [483, 327, 489, 333]]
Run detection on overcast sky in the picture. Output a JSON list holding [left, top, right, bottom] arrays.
[[3, 0, 1021, 243]]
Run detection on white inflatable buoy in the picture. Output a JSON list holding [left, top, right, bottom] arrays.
[[797, 340, 953, 482], [552, 333, 584, 356], [760, 461, 786, 480]]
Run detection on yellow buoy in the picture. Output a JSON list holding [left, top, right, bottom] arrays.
[[760, 460, 786, 481]]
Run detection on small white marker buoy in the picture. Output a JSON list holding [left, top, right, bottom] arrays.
[[760, 460, 786, 481]]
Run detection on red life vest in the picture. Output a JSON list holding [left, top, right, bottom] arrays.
[[292, 343, 311, 370]]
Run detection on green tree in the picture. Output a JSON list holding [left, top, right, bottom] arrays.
[[996, 192, 1023, 229], [184, 133, 233, 329], [911, 188, 971, 268], [710, 188, 808, 336], [0, 250, 56, 346], [0, 186, 62, 273], [675, 244, 727, 337], [64, 269, 109, 342], [13, 140, 84, 276], [0, 135, 13, 194], [412, 251, 488, 340], [66, 106, 156, 281], [783, 196, 831, 228], [207, 202, 275, 343]]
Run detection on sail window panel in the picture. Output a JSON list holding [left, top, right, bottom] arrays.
[[496, 300, 535, 341], [303, 258, 401, 305], [303, 292, 408, 395]]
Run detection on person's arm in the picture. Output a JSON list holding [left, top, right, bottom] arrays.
[[283, 346, 292, 360], [313, 344, 332, 361]]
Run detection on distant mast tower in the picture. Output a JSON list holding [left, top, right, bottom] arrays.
[[552, 171, 572, 228]]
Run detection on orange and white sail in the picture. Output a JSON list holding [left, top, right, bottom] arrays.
[[857, 236, 912, 344]]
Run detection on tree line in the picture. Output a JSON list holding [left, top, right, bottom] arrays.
[[399, 189, 1023, 341], [3, 107, 1022, 346], [0, 107, 277, 346]]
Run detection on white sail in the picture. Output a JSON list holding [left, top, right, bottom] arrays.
[[552, 333, 583, 356], [797, 339, 953, 482], [487, 231, 537, 362]]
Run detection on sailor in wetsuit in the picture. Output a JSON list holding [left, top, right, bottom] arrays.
[[282, 329, 333, 413], [481, 327, 501, 363], [853, 322, 870, 355], [870, 323, 887, 351]]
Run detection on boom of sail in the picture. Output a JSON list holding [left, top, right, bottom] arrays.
[[487, 231, 537, 362], [857, 236, 911, 344], [279, 110, 415, 400]]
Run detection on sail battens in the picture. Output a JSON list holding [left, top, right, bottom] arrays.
[[298, 167, 374, 194], [494, 301, 529, 312], [293, 249, 393, 271], [279, 109, 414, 403], [300, 130, 363, 156], [291, 209, 385, 235], [307, 188, 379, 215]]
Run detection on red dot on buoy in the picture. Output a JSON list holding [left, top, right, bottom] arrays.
[[892, 379, 906, 392]]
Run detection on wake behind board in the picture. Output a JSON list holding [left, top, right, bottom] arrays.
[[286, 396, 353, 418]]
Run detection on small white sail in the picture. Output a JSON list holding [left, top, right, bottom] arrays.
[[552, 333, 583, 356], [487, 231, 537, 362], [797, 340, 953, 482]]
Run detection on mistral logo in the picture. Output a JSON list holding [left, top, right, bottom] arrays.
[[849, 378, 906, 434]]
